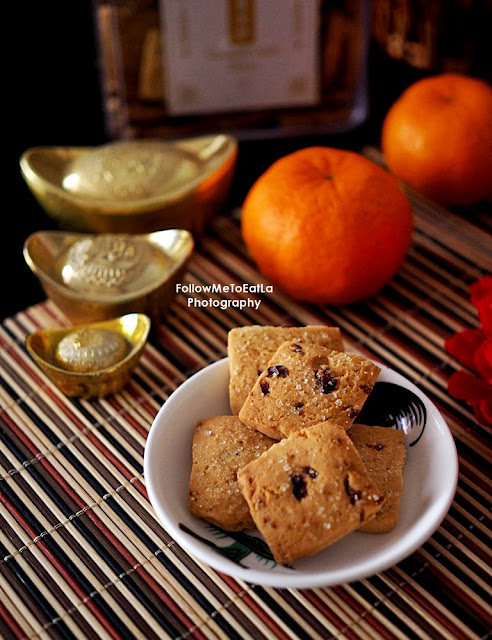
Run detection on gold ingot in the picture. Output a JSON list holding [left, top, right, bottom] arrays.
[[23, 228, 193, 323], [20, 135, 237, 236], [25, 314, 151, 398]]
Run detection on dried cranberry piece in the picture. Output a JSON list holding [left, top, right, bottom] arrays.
[[303, 466, 318, 479], [267, 365, 289, 378], [291, 343, 304, 353], [260, 379, 270, 395], [291, 475, 307, 500], [291, 467, 318, 500], [293, 402, 304, 415], [344, 476, 361, 504], [360, 384, 373, 395], [365, 443, 385, 451], [315, 368, 338, 393]]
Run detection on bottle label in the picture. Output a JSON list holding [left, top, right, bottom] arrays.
[[159, 0, 320, 115]]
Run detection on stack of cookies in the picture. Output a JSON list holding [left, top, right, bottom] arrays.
[[188, 325, 406, 566]]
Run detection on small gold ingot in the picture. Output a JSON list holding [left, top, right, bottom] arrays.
[[25, 314, 150, 398], [19, 135, 237, 236], [23, 228, 193, 323]]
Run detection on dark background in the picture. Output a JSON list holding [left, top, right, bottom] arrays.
[[7, 4, 107, 321], [6, 2, 487, 322]]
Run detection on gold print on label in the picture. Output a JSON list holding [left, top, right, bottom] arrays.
[[178, 85, 199, 106], [229, 0, 255, 44], [288, 75, 308, 96]]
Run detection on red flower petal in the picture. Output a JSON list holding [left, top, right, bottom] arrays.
[[446, 277, 492, 424], [474, 296, 492, 332], [478, 396, 492, 425], [445, 328, 487, 370], [447, 370, 489, 403], [470, 275, 492, 305], [473, 338, 492, 383]]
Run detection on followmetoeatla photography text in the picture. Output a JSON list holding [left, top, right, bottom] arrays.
[[176, 283, 273, 310]]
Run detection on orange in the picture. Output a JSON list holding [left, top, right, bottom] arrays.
[[382, 73, 492, 207], [241, 147, 413, 305]]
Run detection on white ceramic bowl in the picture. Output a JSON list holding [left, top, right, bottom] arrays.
[[144, 358, 458, 588]]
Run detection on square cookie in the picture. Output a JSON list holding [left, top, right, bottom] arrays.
[[348, 424, 406, 532], [238, 340, 380, 439], [188, 415, 276, 531], [228, 325, 344, 415], [237, 421, 385, 565]]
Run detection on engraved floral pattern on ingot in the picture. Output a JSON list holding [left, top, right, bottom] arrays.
[[54, 328, 129, 373], [62, 235, 150, 290], [87, 146, 163, 199], [67, 143, 177, 200], [63, 141, 200, 202]]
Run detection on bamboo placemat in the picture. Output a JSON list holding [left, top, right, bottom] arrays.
[[0, 183, 491, 639]]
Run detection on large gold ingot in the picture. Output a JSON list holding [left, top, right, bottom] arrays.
[[20, 135, 237, 236]]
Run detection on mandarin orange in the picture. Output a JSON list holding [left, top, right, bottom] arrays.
[[382, 73, 492, 207], [241, 147, 413, 305]]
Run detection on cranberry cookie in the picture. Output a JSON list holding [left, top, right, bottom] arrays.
[[238, 340, 380, 439], [237, 421, 385, 565], [348, 424, 406, 533], [228, 325, 343, 415], [189, 415, 276, 531]]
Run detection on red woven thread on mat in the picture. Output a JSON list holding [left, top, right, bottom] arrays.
[[445, 276, 492, 425]]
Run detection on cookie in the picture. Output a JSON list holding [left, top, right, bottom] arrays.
[[188, 415, 276, 531], [237, 421, 385, 565], [348, 424, 406, 533], [228, 325, 344, 415], [238, 340, 380, 439]]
